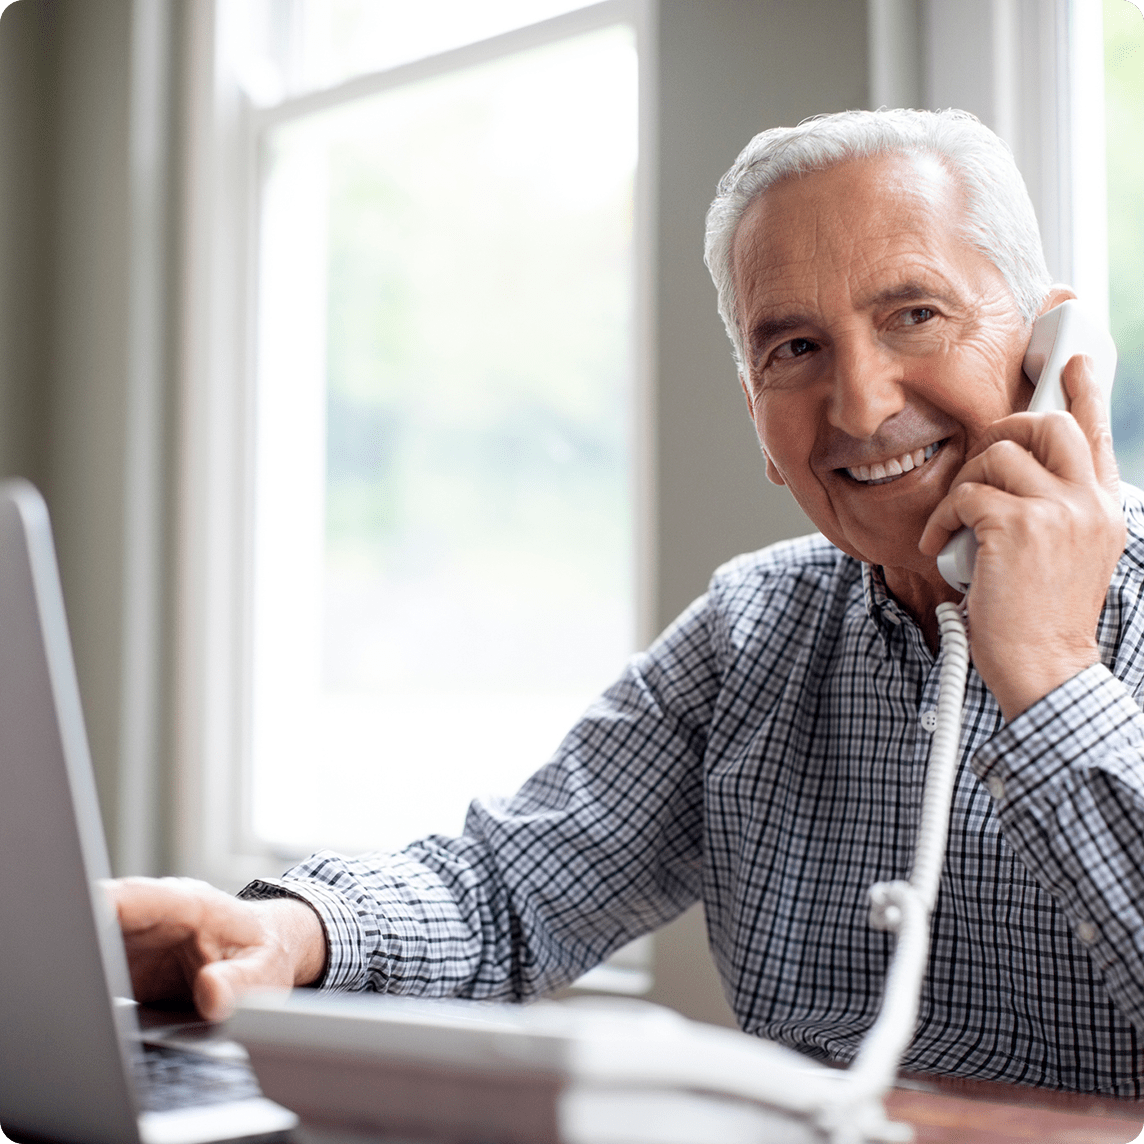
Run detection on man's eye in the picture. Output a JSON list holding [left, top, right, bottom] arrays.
[[773, 337, 818, 360], [902, 307, 935, 326]]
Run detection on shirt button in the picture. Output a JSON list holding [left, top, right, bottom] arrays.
[[920, 710, 938, 732], [985, 775, 1006, 801], [1076, 921, 1099, 945]]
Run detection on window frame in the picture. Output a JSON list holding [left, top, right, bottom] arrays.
[[173, 0, 654, 890], [919, 0, 1109, 316]]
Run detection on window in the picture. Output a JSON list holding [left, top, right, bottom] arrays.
[[1105, 0, 1144, 482], [176, 0, 643, 884], [248, 12, 639, 857]]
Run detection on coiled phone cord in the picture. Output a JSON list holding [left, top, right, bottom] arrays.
[[819, 601, 970, 1141]]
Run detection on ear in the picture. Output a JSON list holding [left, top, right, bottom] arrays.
[[1037, 284, 1077, 316], [739, 374, 755, 418], [740, 374, 787, 487], [764, 452, 786, 487]]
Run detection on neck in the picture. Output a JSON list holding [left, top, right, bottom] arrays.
[[883, 565, 962, 654]]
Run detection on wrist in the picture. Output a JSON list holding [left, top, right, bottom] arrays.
[[256, 897, 328, 986], [993, 647, 1100, 722]]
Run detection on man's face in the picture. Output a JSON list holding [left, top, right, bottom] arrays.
[[734, 153, 1034, 590]]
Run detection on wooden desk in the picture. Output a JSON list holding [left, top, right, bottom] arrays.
[[888, 1074, 1144, 1143], [294, 1077, 1144, 1144]]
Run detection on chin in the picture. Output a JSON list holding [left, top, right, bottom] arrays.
[[839, 532, 932, 576]]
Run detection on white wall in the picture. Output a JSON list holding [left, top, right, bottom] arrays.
[[0, 0, 175, 874]]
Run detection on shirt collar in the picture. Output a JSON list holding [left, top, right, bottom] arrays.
[[862, 562, 909, 648]]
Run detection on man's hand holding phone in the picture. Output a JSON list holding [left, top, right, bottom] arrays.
[[920, 353, 1126, 721]]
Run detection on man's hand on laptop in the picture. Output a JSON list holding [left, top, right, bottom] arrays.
[[105, 877, 327, 1021]]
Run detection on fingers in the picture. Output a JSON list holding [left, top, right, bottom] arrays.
[[963, 354, 1117, 490], [919, 480, 1007, 555], [918, 421, 1090, 555], [106, 876, 274, 1017], [1061, 353, 1120, 498], [106, 878, 328, 1020], [963, 408, 1097, 484], [109, 877, 264, 952], [922, 479, 1064, 555], [107, 876, 209, 933], [920, 353, 1120, 557]]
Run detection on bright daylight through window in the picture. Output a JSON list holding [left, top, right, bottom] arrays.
[[1106, 0, 1144, 481], [245, 4, 639, 857]]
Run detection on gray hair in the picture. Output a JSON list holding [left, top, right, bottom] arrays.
[[704, 108, 1054, 376]]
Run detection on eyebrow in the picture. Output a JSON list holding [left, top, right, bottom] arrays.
[[746, 314, 814, 368], [864, 280, 955, 309], [746, 279, 960, 368]]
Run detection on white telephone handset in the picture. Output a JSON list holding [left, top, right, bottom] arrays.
[[936, 299, 1119, 592]]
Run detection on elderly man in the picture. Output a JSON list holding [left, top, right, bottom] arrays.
[[112, 109, 1142, 1095]]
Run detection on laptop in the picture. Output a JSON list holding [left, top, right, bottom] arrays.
[[0, 479, 298, 1144]]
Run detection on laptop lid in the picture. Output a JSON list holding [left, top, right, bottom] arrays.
[[0, 479, 142, 1144], [0, 480, 297, 1144]]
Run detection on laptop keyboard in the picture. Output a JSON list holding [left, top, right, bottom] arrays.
[[134, 1042, 263, 1113]]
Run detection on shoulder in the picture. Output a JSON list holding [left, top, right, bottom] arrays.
[[705, 533, 862, 644], [710, 532, 857, 597]]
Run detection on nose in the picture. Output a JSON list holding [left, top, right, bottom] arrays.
[[827, 334, 906, 439]]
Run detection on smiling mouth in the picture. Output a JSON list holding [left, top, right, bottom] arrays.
[[844, 440, 946, 485]]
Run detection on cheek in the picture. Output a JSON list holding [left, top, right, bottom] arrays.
[[957, 314, 1031, 409], [757, 399, 822, 490], [916, 340, 1028, 441]]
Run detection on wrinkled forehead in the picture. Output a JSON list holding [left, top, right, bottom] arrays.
[[730, 152, 967, 300]]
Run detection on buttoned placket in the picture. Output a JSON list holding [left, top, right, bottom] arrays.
[[870, 602, 941, 845]]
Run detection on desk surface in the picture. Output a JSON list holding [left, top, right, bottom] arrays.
[[888, 1074, 1144, 1143], [290, 1075, 1144, 1144]]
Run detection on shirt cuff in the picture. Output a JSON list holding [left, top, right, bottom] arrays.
[[238, 875, 368, 991], [971, 663, 1144, 805]]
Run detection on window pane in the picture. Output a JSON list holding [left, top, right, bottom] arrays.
[[1106, 0, 1144, 482], [250, 26, 638, 856], [231, 0, 595, 105], [307, 0, 599, 90]]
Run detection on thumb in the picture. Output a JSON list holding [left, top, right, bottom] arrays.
[[1062, 353, 1119, 499], [194, 951, 291, 1021]]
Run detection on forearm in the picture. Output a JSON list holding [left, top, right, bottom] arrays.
[[257, 784, 704, 1001], [973, 665, 1144, 1024], [249, 647, 715, 998], [242, 592, 720, 1001]]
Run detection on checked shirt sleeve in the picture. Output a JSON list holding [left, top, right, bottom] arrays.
[[972, 664, 1144, 1026], [241, 592, 722, 1001]]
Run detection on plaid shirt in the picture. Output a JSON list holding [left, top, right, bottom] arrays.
[[244, 486, 1144, 1097]]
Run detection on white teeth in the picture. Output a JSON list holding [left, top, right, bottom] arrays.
[[846, 440, 943, 485]]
